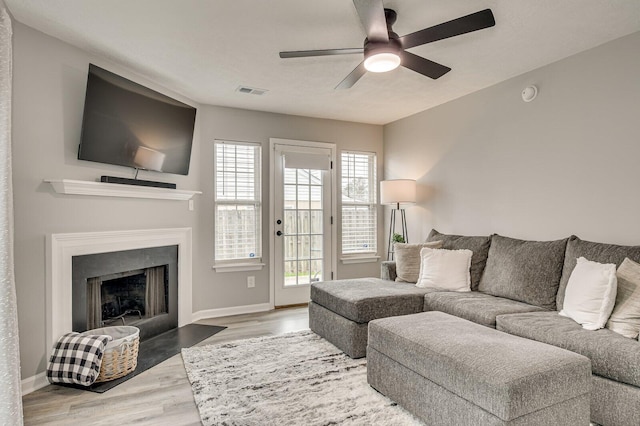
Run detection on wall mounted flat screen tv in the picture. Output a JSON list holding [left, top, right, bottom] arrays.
[[78, 64, 196, 176]]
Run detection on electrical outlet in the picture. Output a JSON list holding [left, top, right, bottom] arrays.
[[247, 276, 255, 288], [188, 199, 194, 211]]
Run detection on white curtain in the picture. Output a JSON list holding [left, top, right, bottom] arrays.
[[0, 2, 23, 424]]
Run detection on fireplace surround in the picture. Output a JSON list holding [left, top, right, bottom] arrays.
[[46, 228, 193, 354]]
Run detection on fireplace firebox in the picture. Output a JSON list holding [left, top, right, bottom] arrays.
[[72, 246, 178, 341]]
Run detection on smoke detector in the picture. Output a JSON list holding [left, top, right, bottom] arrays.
[[521, 85, 538, 102]]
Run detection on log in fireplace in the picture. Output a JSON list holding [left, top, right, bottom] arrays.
[[72, 245, 178, 341]]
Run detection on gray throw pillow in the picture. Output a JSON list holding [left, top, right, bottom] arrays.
[[426, 229, 491, 291], [478, 234, 568, 310], [557, 236, 640, 310], [607, 258, 640, 339], [394, 241, 443, 283]]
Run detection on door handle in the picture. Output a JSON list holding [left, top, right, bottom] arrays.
[[276, 231, 283, 236]]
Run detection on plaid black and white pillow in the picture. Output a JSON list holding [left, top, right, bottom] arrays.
[[47, 332, 112, 386]]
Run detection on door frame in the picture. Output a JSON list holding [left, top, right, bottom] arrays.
[[269, 138, 337, 308]]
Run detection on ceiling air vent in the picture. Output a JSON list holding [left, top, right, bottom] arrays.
[[236, 86, 268, 96]]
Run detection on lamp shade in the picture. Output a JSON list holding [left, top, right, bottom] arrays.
[[380, 179, 416, 205]]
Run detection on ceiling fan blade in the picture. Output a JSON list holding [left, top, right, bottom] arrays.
[[335, 62, 367, 90], [399, 9, 495, 49], [352, 0, 389, 42], [279, 48, 364, 59], [400, 51, 451, 79]]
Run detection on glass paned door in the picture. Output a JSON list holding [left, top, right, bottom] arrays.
[[283, 168, 324, 286], [274, 145, 332, 306]]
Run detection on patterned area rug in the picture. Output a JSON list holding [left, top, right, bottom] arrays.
[[181, 330, 422, 425]]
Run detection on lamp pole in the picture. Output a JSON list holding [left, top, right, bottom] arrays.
[[387, 201, 409, 261], [380, 179, 416, 261]]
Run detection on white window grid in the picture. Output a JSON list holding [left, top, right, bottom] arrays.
[[341, 151, 377, 255], [214, 141, 262, 262]]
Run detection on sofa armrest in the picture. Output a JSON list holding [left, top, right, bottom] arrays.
[[381, 261, 397, 281]]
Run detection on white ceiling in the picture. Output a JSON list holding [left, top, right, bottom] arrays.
[[6, 0, 640, 125]]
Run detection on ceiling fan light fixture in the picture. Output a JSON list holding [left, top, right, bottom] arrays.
[[364, 52, 401, 72], [279, 4, 496, 89]]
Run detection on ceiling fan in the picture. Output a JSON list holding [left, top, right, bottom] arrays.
[[279, 0, 495, 89]]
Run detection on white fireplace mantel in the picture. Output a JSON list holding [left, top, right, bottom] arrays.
[[44, 179, 201, 201], [46, 228, 193, 354]]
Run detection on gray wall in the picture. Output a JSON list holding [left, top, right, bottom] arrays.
[[12, 23, 200, 379], [384, 31, 640, 246], [195, 106, 384, 312], [12, 23, 383, 379]]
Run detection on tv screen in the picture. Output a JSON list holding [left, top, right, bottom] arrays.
[[78, 64, 196, 176]]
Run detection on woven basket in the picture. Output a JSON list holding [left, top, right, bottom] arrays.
[[81, 326, 140, 383]]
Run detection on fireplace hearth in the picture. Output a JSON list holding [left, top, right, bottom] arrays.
[[72, 245, 178, 341]]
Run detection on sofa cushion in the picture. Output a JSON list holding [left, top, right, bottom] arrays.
[[394, 240, 443, 283], [607, 258, 640, 339], [426, 229, 491, 291], [423, 291, 545, 328], [557, 235, 640, 310], [478, 234, 568, 310], [497, 311, 640, 388], [310, 278, 432, 323]]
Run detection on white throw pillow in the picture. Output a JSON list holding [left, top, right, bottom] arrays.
[[416, 247, 472, 292], [606, 257, 640, 339], [559, 257, 618, 330]]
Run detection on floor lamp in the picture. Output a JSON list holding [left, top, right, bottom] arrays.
[[380, 179, 416, 260]]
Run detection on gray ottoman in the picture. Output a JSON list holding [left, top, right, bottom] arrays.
[[310, 278, 432, 358], [367, 312, 592, 426]]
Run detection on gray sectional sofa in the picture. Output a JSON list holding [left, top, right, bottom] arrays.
[[309, 230, 640, 426]]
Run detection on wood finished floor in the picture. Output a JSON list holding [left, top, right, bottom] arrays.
[[22, 307, 310, 426]]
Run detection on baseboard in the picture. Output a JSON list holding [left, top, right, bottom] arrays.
[[191, 302, 272, 322], [22, 371, 48, 395], [275, 302, 309, 309]]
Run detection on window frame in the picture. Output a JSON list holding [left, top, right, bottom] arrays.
[[213, 140, 263, 268], [340, 150, 379, 260]]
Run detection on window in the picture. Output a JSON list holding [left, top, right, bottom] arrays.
[[214, 141, 261, 262], [341, 151, 377, 255]]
